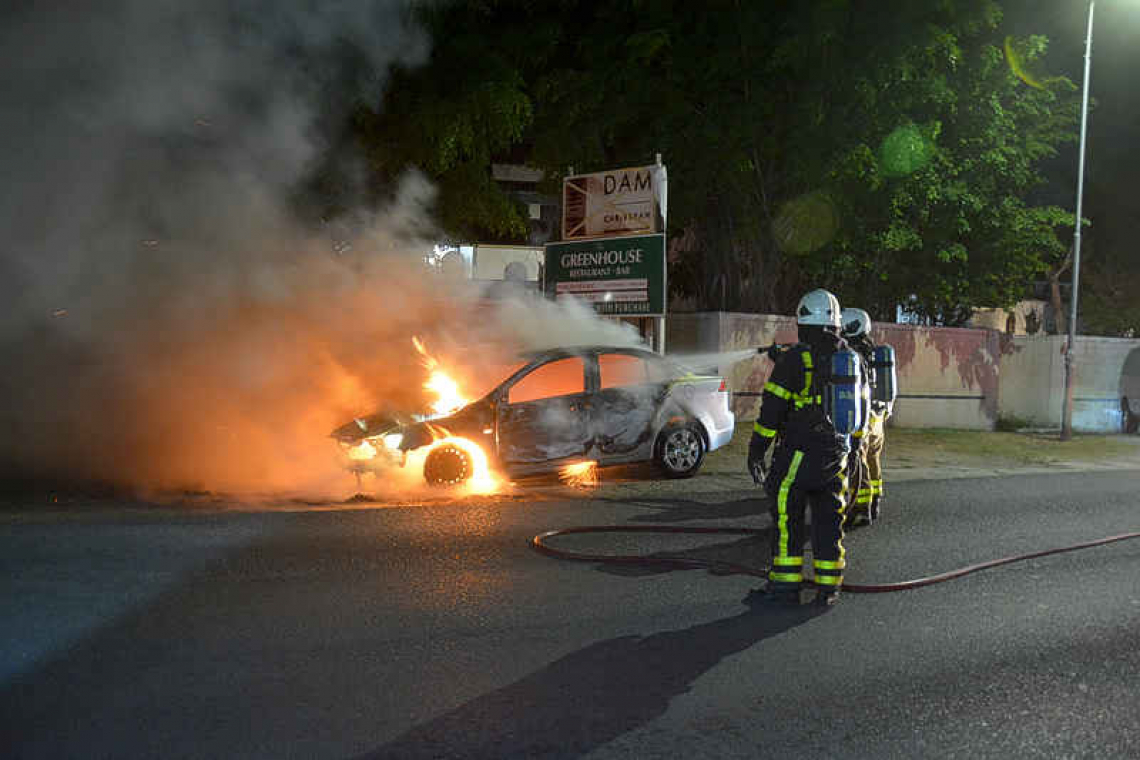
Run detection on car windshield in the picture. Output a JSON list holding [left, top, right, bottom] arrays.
[[461, 361, 529, 401]]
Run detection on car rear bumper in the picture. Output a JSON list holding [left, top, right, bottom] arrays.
[[699, 392, 735, 452], [706, 413, 734, 451]]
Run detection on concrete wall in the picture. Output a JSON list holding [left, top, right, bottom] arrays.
[[873, 323, 999, 430], [1000, 335, 1140, 432], [998, 336, 1063, 428], [671, 311, 1140, 432], [668, 313, 1000, 430]]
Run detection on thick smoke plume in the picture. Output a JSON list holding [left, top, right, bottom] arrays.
[[0, 1, 641, 499]]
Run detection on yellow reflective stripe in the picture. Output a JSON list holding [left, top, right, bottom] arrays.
[[753, 422, 777, 438], [836, 474, 849, 569], [772, 556, 804, 567], [769, 572, 803, 583], [764, 381, 793, 400], [815, 575, 843, 586], [851, 430, 863, 438], [801, 351, 813, 398], [814, 559, 846, 570], [776, 450, 804, 559]]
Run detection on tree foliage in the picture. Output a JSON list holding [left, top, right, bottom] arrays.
[[339, 0, 1082, 323]]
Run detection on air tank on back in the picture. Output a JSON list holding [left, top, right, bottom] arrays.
[[871, 344, 898, 404], [826, 349, 867, 436]]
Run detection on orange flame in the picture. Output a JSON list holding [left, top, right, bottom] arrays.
[[560, 460, 598, 488], [405, 339, 501, 494], [413, 336, 470, 417], [346, 439, 378, 461]]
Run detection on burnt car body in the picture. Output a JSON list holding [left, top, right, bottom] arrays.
[[332, 346, 735, 484]]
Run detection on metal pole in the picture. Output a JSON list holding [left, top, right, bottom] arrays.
[[1062, 0, 1095, 441]]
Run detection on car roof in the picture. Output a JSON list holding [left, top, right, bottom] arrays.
[[517, 345, 661, 362]]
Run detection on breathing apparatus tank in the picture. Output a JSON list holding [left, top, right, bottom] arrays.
[[825, 349, 867, 436], [870, 344, 898, 404]]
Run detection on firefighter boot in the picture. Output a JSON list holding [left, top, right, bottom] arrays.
[[814, 587, 841, 607]]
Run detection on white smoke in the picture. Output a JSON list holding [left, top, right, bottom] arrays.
[[0, 0, 650, 498], [489, 295, 644, 352]]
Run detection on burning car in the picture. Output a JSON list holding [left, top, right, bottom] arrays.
[[332, 345, 735, 486]]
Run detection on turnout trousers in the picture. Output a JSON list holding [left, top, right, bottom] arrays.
[[847, 411, 885, 521], [848, 439, 871, 520], [764, 445, 849, 594], [864, 412, 885, 518]]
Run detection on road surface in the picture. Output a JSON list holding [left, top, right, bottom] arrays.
[[2, 469, 1139, 758]]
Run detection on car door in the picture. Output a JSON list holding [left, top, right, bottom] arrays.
[[591, 351, 671, 461], [496, 355, 592, 465]]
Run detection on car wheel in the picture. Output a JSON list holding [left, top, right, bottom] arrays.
[[655, 422, 706, 479], [423, 444, 473, 486]]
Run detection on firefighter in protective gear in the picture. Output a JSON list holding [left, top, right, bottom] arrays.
[[841, 307, 890, 525], [747, 289, 852, 606]]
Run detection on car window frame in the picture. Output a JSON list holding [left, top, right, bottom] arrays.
[[595, 349, 672, 391], [501, 353, 589, 405]]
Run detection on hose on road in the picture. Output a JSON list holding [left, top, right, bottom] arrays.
[[531, 525, 1140, 593]]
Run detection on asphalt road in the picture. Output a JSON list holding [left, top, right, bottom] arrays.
[[2, 469, 1139, 759]]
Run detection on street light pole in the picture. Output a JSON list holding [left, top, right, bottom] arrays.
[[1062, 0, 1095, 441]]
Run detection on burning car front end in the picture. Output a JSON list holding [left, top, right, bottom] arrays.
[[331, 412, 412, 475]]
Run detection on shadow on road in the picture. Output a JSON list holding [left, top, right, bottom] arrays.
[[604, 495, 766, 523], [358, 602, 827, 760], [592, 534, 769, 578]]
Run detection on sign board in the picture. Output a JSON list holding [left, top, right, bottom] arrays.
[[472, 245, 543, 281], [544, 234, 666, 316], [561, 164, 666, 241]]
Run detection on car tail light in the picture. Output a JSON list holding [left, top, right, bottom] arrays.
[[718, 379, 727, 392]]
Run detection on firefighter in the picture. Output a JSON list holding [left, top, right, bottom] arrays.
[[747, 289, 852, 606], [841, 308, 889, 524]]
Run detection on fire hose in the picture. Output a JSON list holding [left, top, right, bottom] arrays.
[[531, 525, 1140, 593]]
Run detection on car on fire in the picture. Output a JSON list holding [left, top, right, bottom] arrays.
[[332, 346, 735, 485]]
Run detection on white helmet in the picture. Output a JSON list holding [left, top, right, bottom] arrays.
[[841, 307, 872, 338], [796, 288, 842, 328]]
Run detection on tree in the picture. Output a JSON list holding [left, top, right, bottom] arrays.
[[347, 1, 547, 242], [335, 0, 1081, 320], [1079, 246, 1140, 337]]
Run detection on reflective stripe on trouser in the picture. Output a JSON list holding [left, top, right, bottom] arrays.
[[809, 476, 847, 588], [847, 442, 871, 509], [766, 449, 847, 590], [768, 451, 805, 589], [865, 412, 886, 509]]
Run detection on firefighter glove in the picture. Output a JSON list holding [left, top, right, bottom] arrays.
[[764, 343, 790, 361], [747, 432, 770, 486]]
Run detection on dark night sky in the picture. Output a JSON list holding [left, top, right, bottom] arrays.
[[1006, 0, 1140, 264]]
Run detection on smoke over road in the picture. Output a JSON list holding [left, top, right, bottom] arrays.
[[0, 1, 640, 498]]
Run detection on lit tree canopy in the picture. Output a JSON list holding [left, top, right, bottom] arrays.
[[337, 0, 1081, 323]]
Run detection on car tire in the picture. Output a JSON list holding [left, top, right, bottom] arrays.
[[423, 444, 473, 486], [655, 421, 706, 479]]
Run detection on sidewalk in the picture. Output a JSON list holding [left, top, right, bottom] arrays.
[[575, 428, 1140, 501], [4, 429, 1137, 514], [877, 428, 1140, 482]]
